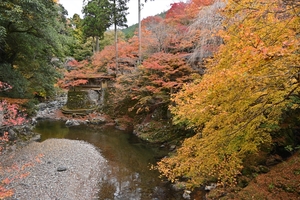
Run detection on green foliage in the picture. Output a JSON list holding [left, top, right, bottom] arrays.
[[72, 37, 94, 61], [62, 14, 87, 61], [0, 63, 29, 98], [28, 61, 62, 98], [65, 14, 95, 61], [157, 11, 167, 19], [0, 26, 6, 44], [0, 0, 69, 98], [110, 0, 129, 28], [100, 30, 125, 50], [22, 99, 39, 117], [82, 0, 112, 52], [122, 24, 138, 39]]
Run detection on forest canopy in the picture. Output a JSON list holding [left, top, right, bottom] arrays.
[[0, 0, 70, 98]]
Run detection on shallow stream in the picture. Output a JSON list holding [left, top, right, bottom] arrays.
[[33, 120, 193, 200]]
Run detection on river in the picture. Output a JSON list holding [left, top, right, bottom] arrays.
[[33, 120, 192, 200]]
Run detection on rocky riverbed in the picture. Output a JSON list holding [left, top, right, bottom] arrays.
[[0, 97, 183, 199], [0, 97, 113, 199], [0, 138, 107, 199]]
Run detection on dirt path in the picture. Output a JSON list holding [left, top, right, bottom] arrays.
[[0, 139, 107, 200]]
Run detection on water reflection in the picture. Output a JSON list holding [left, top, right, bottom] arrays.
[[34, 120, 183, 200]]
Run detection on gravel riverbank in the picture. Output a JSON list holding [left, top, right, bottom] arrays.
[[0, 139, 107, 200]]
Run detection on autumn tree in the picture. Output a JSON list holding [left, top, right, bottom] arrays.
[[91, 22, 163, 74], [0, 81, 39, 199], [186, 0, 225, 72], [92, 35, 139, 74], [137, 0, 162, 63], [157, 0, 300, 188], [185, 0, 215, 18], [0, 82, 27, 154], [114, 52, 195, 117], [0, 100, 26, 129], [165, 2, 190, 26], [141, 16, 177, 54], [57, 59, 91, 89]]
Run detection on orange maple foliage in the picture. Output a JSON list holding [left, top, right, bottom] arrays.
[[185, 0, 215, 17], [157, 0, 300, 189], [114, 52, 195, 116], [0, 186, 14, 199], [58, 60, 92, 88], [1, 178, 11, 185], [0, 152, 45, 198], [165, 2, 190, 25], [142, 52, 194, 94], [92, 21, 165, 74]]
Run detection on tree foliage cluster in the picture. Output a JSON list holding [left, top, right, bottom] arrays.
[[0, 82, 26, 129], [157, 0, 300, 189], [66, 14, 94, 61], [63, 1, 219, 126], [63, 0, 212, 85], [80, 1, 208, 121], [82, 0, 129, 53], [0, 81, 27, 168], [0, 0, 71, 98], [89, 1, 211, 72], [113, 52, 196, 118]]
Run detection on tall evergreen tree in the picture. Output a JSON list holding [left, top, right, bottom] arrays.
[[110, 0, 129, 73], [82, 0, 112, 53]]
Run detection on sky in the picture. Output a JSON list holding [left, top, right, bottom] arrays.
[[59, 0, 186, 26]]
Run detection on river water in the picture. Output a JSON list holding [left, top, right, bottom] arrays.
[[34, 120, 193, 200]]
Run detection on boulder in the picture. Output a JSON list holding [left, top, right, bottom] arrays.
[[90, 115, 108, 125], [183, 190, 191, 199], [8, 129, 17, 141], [205, 183, 217, 191], [65, 119, 80, 126]]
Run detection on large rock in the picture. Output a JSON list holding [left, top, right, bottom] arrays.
[[35, 95, 67, 120], [65, 119, 80, 126], [89, 114, 112, 125], [7, 129, 17, 141]]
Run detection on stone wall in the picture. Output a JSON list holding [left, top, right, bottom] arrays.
[[66, 91, 96, 109]]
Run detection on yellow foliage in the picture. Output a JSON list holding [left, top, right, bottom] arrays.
[[157, 0, 300, 188]]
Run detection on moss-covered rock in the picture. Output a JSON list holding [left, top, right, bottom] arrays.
[[66, 90, 96, 110]]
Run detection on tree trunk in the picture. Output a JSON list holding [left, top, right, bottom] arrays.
[[92, 37, 96, 54], [95, 36, 99, 53], [138, 0, 142, 65], [114, 0, 119, 74], [115, 23, 119, 74]]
